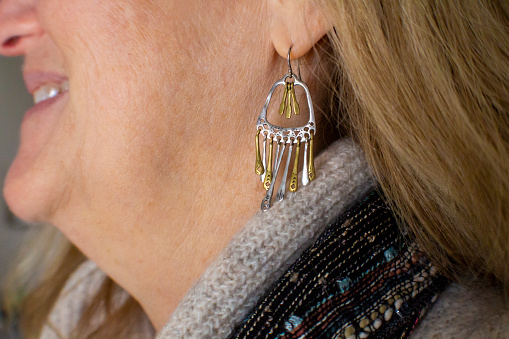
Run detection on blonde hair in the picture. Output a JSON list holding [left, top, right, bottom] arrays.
[[323, 0, 509, 284], [3, 0, 509, 337], [3, 226, 149, 338]]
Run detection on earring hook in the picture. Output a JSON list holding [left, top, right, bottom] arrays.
[[287, 46, 293, 76], [287, 46, 301, 80]]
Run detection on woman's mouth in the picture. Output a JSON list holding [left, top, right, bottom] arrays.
[[23, 72, 70, 104], [33, 81, 69, 104], [22, 72, 70, 121]]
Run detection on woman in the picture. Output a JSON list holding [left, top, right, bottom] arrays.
[[0, 0, 508, 338]]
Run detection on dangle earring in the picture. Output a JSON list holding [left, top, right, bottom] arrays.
[[254, 47, 316, 212]]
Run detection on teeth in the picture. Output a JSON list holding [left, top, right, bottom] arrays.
[[33, 81, 69, 104]]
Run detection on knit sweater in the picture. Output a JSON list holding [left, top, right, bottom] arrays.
[[39, 138, 509, 338]]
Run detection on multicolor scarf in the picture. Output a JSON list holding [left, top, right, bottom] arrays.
[[231, 190, 448, 338]]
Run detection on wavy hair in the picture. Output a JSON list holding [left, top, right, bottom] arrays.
[[323, 0, 509, 285]]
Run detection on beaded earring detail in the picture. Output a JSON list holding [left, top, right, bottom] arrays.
[[255, 47, 316, 211]]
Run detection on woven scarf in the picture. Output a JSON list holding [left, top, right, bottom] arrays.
[[230, 190, 448, 338]]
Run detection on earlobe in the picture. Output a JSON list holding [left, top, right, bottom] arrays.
[[269, 0, 331, 59]]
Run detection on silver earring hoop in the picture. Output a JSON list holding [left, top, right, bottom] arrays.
[[254, 47, 316, 212]]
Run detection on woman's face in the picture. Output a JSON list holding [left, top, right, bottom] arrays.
[[0, 0, 269, 230], [0, 0, 329, 326]]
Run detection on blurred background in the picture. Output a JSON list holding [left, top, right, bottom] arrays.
[[0, 56, 32, 311]]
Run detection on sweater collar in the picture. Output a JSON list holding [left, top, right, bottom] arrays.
[[157, 138, 373, 338]]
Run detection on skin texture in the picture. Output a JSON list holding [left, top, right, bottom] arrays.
[[0, 0, 330, 330]]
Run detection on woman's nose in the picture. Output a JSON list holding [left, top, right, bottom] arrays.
[[0, 0, 43, 56]]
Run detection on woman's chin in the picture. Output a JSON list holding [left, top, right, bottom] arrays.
[[3, 155, 56, 223]]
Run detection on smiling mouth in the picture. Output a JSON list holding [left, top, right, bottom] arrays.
[[33, 81, 69, 104]]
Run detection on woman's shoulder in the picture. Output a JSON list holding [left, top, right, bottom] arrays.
[[412, 282, 509, 338]]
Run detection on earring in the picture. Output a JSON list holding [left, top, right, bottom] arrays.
[[255, 47, 316, 212]]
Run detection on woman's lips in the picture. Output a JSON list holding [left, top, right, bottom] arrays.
[[23, 90, 68, 122], [22, 91, 68, 127], [21, 72, 69, 122], [23, 71, 69, 94]]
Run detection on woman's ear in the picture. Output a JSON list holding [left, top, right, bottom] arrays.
[[268, 0, 331, 59]]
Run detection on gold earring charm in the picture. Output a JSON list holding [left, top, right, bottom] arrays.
[[279, 82, 300, 119], [255, 47, 317, 212]]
